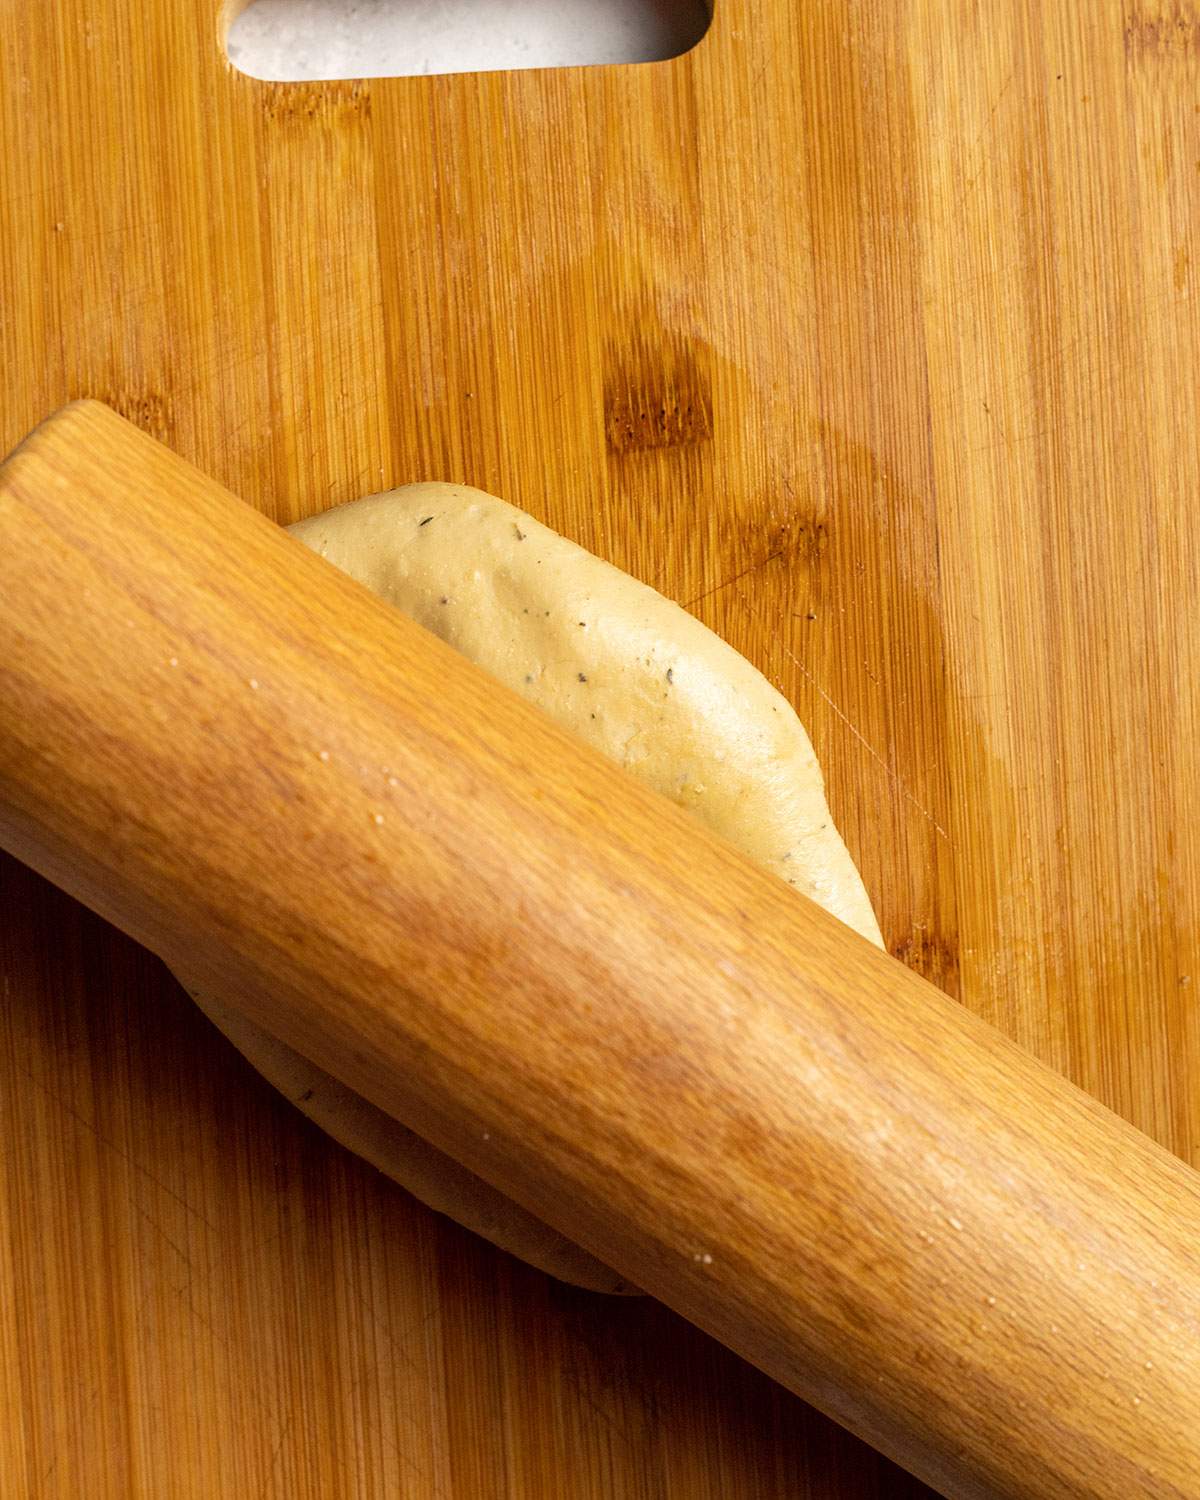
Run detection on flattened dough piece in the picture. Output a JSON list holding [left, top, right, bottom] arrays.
[[293, 485, 882, 943], [188, 484, 882, 1292]]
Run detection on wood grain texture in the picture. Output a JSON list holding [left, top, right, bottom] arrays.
[[0, 0, 1197, 1495], [5, 402, 1200, 1500]]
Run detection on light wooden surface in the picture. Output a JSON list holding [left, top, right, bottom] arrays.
[[0, 2, 1196, 1496]]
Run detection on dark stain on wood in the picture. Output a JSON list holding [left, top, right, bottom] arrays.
[[891, 924, 960, 995], [604, 331, 713, 455], [256, 80, 372, 127], [76, 387, 173, 443], [1124, 4, 1200, 57]]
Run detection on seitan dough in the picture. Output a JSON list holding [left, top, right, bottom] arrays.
[[187, 483, 882, 1293]]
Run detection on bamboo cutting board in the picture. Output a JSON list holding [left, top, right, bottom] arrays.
[[1, 2, 1197, 1495]]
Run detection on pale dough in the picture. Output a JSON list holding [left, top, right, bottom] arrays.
[[188, 483, 882, 1292], [292, 484, 882, 943]]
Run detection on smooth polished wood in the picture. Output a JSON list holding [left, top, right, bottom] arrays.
[[3, 401, 1200, 1499], [1, 1, 1197, 1495]]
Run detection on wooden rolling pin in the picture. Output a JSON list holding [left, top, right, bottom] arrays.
[[3, 401, 1200, 1499]]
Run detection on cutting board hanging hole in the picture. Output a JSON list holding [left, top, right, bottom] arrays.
[[225, 0, 712, 82]]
